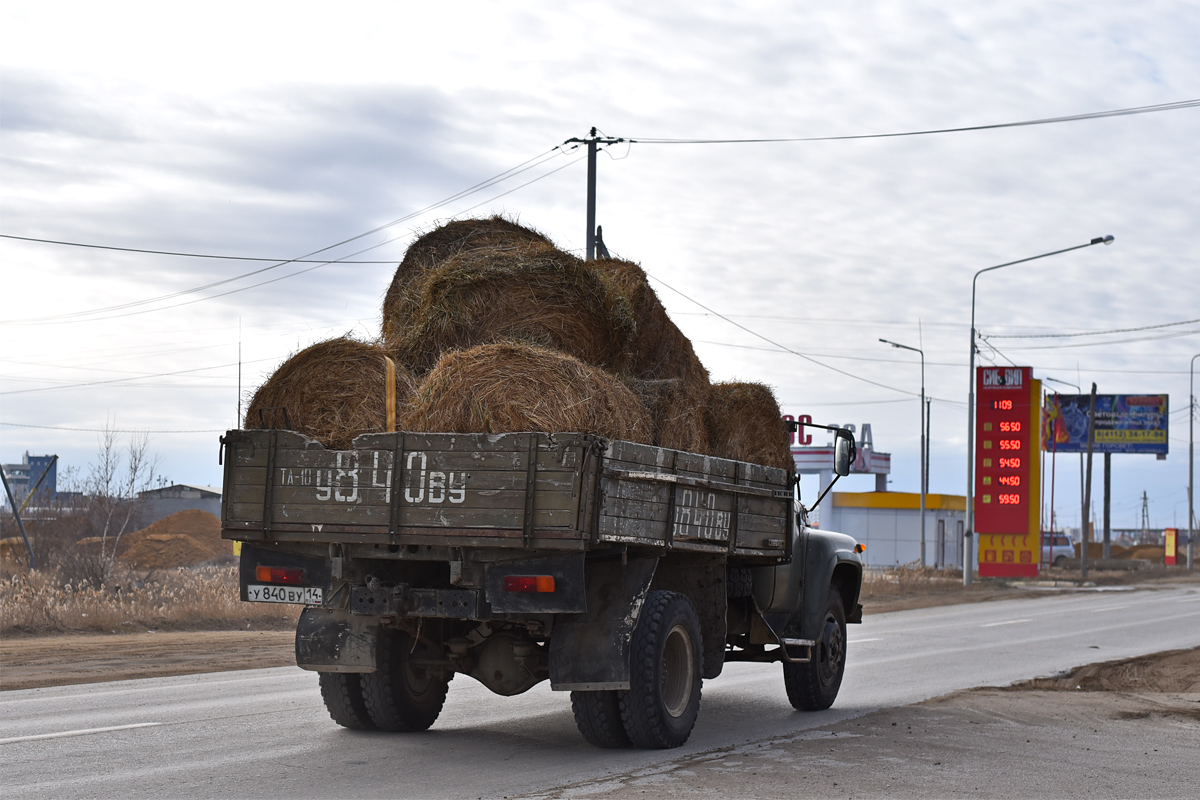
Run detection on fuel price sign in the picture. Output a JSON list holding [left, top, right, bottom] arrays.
[[974, 367, 1041, 577]]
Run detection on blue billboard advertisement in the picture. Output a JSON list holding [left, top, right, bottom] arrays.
[[1042, 394, 1168, 454]]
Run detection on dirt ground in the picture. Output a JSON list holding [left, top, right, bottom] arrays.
[[522, 648, 1200, 800]]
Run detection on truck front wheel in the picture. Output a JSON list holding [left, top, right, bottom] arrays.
[[318, 672, 376, 730], [783, 588, 846, 711], [361, 628, 451, 731], [619, 590, 703, 748]]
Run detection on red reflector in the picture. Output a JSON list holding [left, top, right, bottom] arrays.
[[503, 575, 556, 593], [256, 565, 304, 585]]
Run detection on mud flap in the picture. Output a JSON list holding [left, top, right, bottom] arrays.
[[548, 556, 658, 691], [294, 607, 380, 673]]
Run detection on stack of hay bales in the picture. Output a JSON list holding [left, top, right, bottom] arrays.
[[247, 215, 793, 473]]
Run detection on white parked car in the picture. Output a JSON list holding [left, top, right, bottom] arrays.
[[1042, 533, 1075, 567]]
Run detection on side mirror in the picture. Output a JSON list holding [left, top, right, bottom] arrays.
[[833, 429, 856, 476]]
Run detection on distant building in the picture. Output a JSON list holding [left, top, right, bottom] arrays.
[[137, 484, 222, 528], [1, 453, 58, 509], [824, 491, 966, 570]]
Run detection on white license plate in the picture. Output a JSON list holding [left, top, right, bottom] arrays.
[[246, 584, 324, 605]]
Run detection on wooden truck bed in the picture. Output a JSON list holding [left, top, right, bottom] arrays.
[[220, 429, 793, 560]]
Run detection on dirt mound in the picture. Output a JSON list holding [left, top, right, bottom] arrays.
[[117, 510, 228, 568], [1008, 646, 1200, 693], [121, 533, 224, 570], [245, 337, 415, 449], [402, 341, 651, 442], [703, 381, 793, 470], [389, 242, 635, 374], [382, 216, 553, 344]]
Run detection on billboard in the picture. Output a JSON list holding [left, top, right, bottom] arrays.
[[1042, 394, 1168, 455], [974, 367, 1042, 578]]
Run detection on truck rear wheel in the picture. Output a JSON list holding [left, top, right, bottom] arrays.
[[618, 590, 702, 749], [783, 588, 846, 711], [571, 690, 631, 748], [318, 672, 376, 730], [361, 628, 450, 732]]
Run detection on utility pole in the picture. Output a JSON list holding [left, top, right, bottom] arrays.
[[1, 466, 35, 570], [1103, 452, 1111, 560], [1189, 353, 1197, 570], [1082, 383, 1097, 581], [562, 128, 624, 260]]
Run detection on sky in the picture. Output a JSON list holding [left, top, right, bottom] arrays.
[[2, 1, 1198, 532]]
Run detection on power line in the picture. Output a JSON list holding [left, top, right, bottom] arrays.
[[1, 147, 568, 325], [985, 317, 1200, 339], [644, 273, 925, 399], [625, 99, 1200, 144], [0, 235, 396, 262], [0, 357, 277, 396], [986, 327, 1200, 350], [1, 422, 223, 434]]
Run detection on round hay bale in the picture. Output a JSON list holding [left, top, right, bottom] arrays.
[[402, 342, 652, 442], [626, 378, 709, 453], [591, 257, 710, 392], [391, 243, 635, 373], [382, 216, 553, 344], [704, 382, 793, 471], [245, 337, 416, 449]]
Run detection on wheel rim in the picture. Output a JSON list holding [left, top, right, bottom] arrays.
[[660, 623, 695, 718], [817, 613, 844, 686]]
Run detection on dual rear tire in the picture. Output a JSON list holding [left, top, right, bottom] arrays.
[[319, 628, 451, 732], [571, 590, 703, 749]]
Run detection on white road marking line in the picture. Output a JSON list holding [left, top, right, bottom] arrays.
[[1090, 605, 1130, 613], [0, 722, 162, 745], [980, 618, 1032, 628], [849, 638, 881, 643]]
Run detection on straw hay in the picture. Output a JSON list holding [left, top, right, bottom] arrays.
[[390, 243, 635, 373], [382, 216, 553, 344], [591, 257, 709, 392], [245, 337, 415, 449], [704, 382, 794, 471], [402, 342, 651, 442], [626, 378, 708, 453]]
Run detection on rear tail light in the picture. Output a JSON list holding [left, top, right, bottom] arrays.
[[503, 575, 556, 593], [256, 565, 305, 585]]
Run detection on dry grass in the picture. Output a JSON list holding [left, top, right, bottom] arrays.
[[704, 381, 794, 470], [0, 564, 297, 636], [402, 341, 652, 442], [381, 216, 553, 344], [859, 565, 966, 599], [390, 242, 635, 373], [245, 336, 415, 449]]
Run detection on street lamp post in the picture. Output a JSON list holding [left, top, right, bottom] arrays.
[[965, 236, 1114, 586], [881, 338, 927, 566], [1190, 353, 1198, 571]]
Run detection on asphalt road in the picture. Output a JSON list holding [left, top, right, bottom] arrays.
[[3, 584, 1198, 799]]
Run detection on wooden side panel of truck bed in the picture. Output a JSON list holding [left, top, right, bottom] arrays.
[[221, 429, 792, 560]]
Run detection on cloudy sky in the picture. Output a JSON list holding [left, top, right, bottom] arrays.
[[2, 1, 1197, 531]]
